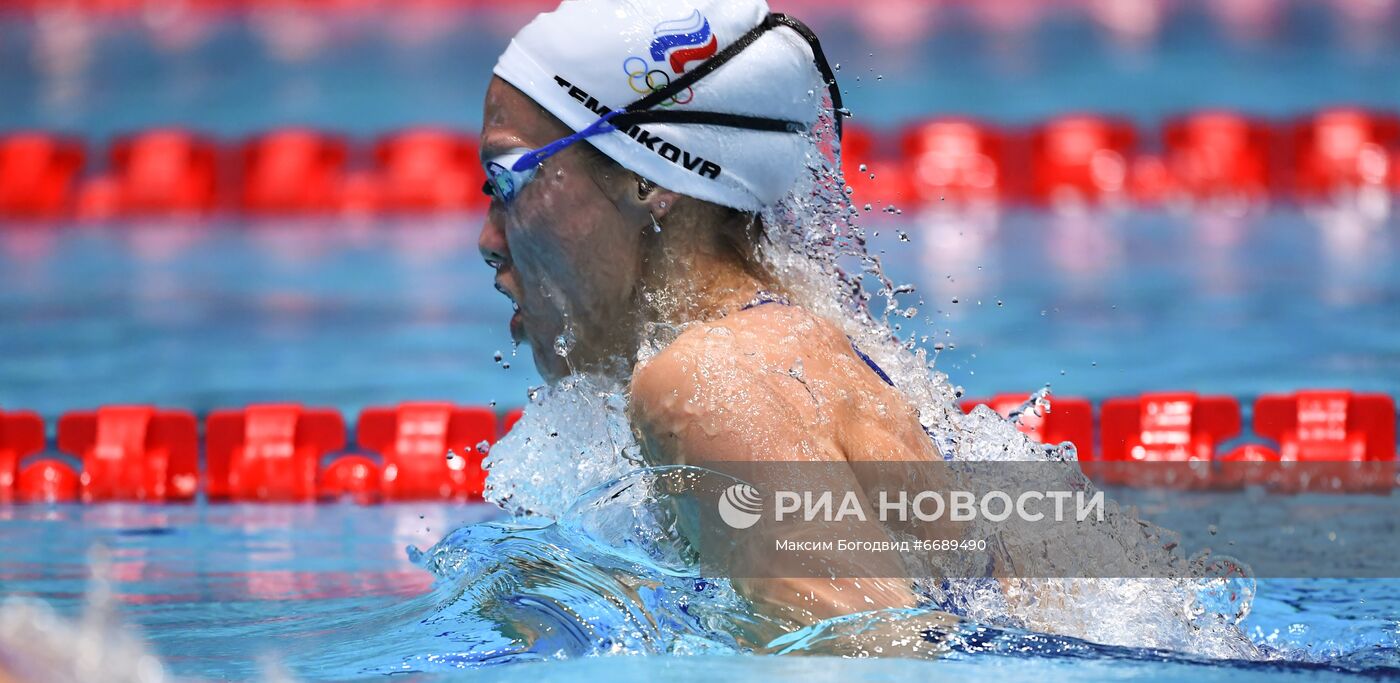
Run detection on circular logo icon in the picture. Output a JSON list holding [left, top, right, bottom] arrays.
[[717, 483, 763, 529]]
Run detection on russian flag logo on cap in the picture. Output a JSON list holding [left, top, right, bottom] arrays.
[[649, 9, 719, 74]]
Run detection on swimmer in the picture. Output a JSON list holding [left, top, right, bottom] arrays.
[[479, 0, 945, 626]]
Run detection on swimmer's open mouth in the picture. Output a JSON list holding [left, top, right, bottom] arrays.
[[494, 281, 520, 312], [495, 279, 525, 341]]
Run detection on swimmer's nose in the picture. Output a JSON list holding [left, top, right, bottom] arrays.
[[478, 213, 509, 271]]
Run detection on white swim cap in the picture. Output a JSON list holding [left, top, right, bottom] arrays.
[[493, 0, 829, 212]]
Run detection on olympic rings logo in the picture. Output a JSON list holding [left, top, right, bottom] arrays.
[[623, 56, 693, 107]]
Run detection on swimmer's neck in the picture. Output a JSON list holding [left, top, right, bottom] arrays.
[[636, 226, 773, 329], [554, 219, 774, 382]]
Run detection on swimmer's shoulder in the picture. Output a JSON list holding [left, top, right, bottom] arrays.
[[631, 302, 849, 399], [683, 301, 853, 362], [632, 303, 936, 465], [629, 303, 849, 463]]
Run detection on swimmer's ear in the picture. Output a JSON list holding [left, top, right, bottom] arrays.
[[635, 175, 681, 222]]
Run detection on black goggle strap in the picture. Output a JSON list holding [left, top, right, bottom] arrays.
[[610, 109, 805, 133], [772, 13, 845, 140], [620, 13, 845, 140]]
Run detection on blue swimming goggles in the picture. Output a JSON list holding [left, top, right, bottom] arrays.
[[483, 13, 845, 205]]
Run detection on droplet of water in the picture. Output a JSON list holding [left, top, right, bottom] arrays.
[[554, 331, 576, 358], [1006, 386, 1053, 426], [476, 440, 491, 455]]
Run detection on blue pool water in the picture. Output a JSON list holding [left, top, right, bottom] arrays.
[[2, 2, 1400, 681], [1, 208, 1396, 418], [3, 490, 1400, 680]]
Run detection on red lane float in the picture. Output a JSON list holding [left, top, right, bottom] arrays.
[[7, 407, 80, 504], [57, 406, 199, 502], [206, 404, 346, 502], [1253, 390, 1396, 461], [961, 393, 1094, 460], [1029, 115, 1138, 206], [240, 129, 349, 214], [840, 123, 914, 209], [16, 460, 81, 503], [837, 124, 877, 202], [0, 389, 1394, 504], [0, 409, 47, 503], [1099, 392, 1242, 486], [901, 118, 1009, 206], [1101, 391, 1242, 461], [353, 402, 496, 500], [79, 129, 221, 218], [1289, 108, 1400, 200], [1393, 149, 1400, 192], [1160, 111, 1275, 203], [1220, 390, 1397, 491], [320, 454, 381, 503], [372, 129, 488, 213], [0, 133, 85, 219], [4, 110, 1397, 222]]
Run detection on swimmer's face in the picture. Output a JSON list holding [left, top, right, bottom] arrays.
[[478, 77, 659, 381]]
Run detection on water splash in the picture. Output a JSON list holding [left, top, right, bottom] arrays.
[[482, 373, 641, 519], [404, 466, 1400, 673], [553, 330, 576, 358], [1005, 385, 1053, 427], [409, 467, 797, 664], [0, 546, 297, 683]]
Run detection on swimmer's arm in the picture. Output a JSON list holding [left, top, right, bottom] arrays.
[[630, 340, 920, 626]]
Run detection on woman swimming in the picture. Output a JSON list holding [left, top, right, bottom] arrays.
[[476, 0, 939, 625]]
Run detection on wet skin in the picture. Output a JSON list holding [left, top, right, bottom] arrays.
[[478, 78, 665, 380]]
